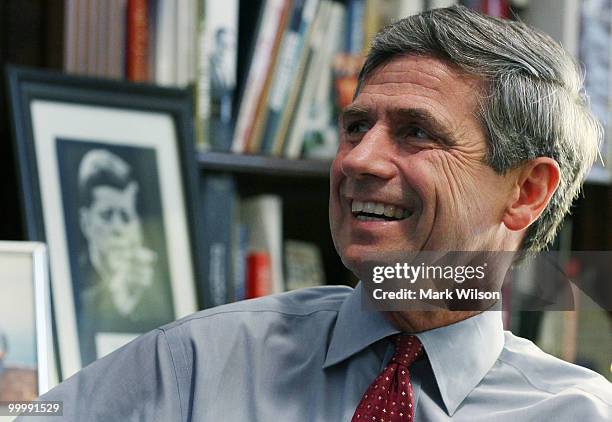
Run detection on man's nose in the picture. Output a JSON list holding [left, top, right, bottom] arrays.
[[340, 126, 395, 180], [109, 211, 128, 233]]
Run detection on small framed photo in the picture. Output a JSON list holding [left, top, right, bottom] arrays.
[[7, 67, 202, 379], [0, 241, 55, 403]]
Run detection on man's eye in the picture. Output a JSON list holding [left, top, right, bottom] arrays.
[[345, 121, 370, 135], [100, 210, 113, 222], [405, 126, 430, 140]]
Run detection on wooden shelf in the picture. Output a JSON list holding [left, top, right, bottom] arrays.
[[197, 151, 332, 178]]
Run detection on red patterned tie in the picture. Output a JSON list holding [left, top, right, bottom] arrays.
[[352, 335, 423, 421]]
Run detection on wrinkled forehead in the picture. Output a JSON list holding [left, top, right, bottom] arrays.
[[357, 55, 483, 102]]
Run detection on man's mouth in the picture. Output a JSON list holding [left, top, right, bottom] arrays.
[[351, 200, 413, 222]]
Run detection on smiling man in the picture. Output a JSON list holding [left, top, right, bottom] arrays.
[[24, 5, 611, 422]]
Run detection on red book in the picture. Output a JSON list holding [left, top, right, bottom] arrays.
[[126, 0, 149, 81], [246, 252, 272, 298], [482, 0, 511, 19]]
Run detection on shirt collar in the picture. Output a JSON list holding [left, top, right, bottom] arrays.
[[324, 283, 505, 416]]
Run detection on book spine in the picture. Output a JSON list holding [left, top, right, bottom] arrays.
[[428, 0, 458, 9], [64, 0, 78, 73], [481, 0, 511, 18], [199, 174, 236, 307], [259, 0, 319, 154], [246, 252, 272, 298], [154, 0, 177, 85], [126, 0, 149, 81], [195, 0, 210, 150], [245, 1, 293, 154], [107, 0, 127, 79], [202, 0, 239, 151], [345, 0, 365, 55], [232, 0, 287, 153], [233, 224, 249, 301], [285, 1, 343, 158], [271, 0, 323, 155], [96, 0, 109, 76], [87, 0, 99, 74]]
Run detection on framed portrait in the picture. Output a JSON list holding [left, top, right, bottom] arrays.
[[0, 241, 55, 405], [7, 67, 202, 380]]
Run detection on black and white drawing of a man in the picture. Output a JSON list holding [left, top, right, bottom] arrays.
[[60, 144, 174, 364], [78, 149, 156, 318]]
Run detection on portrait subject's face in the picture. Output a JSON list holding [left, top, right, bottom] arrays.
[[80, 182, 142, 272], [329, 56, 518, 279]]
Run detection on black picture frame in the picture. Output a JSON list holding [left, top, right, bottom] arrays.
[[6, 66, 204, 379]]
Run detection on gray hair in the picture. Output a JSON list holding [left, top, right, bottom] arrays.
[[357, 5, 602, 253]]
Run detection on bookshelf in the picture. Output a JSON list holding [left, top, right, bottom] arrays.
[[0, 0, 608, 357], [198, 151, 331, 178], [197, 151, 355, 298]]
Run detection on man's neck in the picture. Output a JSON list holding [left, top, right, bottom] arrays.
[[384, 310, 481, 333]]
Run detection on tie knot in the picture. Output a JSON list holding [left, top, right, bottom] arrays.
[[391, 335, 423, 366]]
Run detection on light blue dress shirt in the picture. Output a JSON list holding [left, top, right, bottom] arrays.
[[27, 284, 611, 421]]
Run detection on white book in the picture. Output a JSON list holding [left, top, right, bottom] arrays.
[[232, 0, 288, 153], [428, 0, 457, 9], [241, 195, 284, 295], [154, 0, 177, 86], [396, 0, 424, 18], [176, 0, 197, 86]]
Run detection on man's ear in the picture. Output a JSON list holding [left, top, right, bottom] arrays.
[[502, 157, 560, 231]]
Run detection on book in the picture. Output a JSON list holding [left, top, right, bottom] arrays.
[[126, 0, 149, 81], [285, 1, 346, 158], [284, 240, 325, 290], [245, 2, 294, 154], [429, 0, 458, 8], [64, 0, 78, 73], [152, 0, 177, 85], [95, 0, 109, 76], [86, 0, 99, 75], [481, 0, 511, 18], [107, 0, 127, 79], [199, 174, 237, 308], [176, 0, 198, 87], [197, 0, 239, 151], [345, 0, 365, 55], [256, 0, 320, 154], [272, 0, 329, 156], [77, 0, 89, 74], [246, 252, 272, 298], [579, 0, 612, 183], [241, 195, 284, 294], [232, 0, 290, 154], [233, 223, 249, 301]]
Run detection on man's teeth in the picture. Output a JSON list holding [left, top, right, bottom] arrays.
[[351, 200, 411, 220]]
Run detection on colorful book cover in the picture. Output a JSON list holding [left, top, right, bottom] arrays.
[[232, 0, 289, 154], [257, 0, 319, 154]]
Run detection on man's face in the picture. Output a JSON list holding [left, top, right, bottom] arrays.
[[330, 55, 518, 278], [80, 182, 142, 267]]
